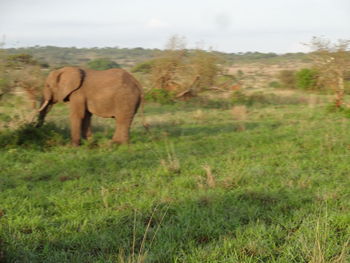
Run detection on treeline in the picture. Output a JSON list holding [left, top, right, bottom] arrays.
[[4, 46, 309, 68], [220, 51, 309, 64], [4, 46, 160, 68]]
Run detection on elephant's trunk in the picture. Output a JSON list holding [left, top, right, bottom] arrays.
[[36, 97, 52, 127]]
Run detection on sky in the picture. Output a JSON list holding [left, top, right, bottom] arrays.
[[0, 0, 349, 53]]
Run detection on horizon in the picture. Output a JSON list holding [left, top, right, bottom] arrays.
[[3, 44, 311, 55]]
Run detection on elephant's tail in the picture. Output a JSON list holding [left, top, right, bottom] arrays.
[[139, 93, 150, 132]]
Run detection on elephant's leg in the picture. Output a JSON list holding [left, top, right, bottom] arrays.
[[112, 113, 134, 144], [69, 97, 86, 146], [70, 114, 83, 146], [81, 111, 92, 140]]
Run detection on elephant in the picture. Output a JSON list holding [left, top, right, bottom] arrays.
[[37, 66, 143, 146]]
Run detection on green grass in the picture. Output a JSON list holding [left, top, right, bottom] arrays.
[[0, 95, 349, 262]]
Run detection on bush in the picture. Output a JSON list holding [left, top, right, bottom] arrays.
[[87, 58, 121, 70], [131, 60, 155, 74], [232, 91, 250, 105], [145, 88, 175, 104], [277, 70, 296, 89], [295, 68, 319, 90], [326, 103, 350, 118], [268, 81, 281, 88], [6, 53, 38, 68], [232, 91, 306, 106]]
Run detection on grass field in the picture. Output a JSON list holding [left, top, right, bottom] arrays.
[[0, 92, 349, 262]]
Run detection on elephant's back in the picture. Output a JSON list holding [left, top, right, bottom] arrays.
[[85, 68, 142, 92], [84, 68, 142, 118]]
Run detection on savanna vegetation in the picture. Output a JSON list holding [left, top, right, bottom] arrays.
[[0, 37, 350, 262]]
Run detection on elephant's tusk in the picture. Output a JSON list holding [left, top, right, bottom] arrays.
[[38, 100, 49, 112]]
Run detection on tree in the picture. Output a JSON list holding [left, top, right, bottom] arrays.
[[9, 65, 45, 108], [150, 35, 187, 91], [149, 35, 222, 96], [308, 37, 350, 107], [295, 68, 319, 90], [87, 58, 121, 70], [6, 53, 38, 68], [0, 52, 45, 107], [188, 49, 222, 93]]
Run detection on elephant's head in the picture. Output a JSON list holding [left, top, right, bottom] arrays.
[[37, 67, 84, 126]]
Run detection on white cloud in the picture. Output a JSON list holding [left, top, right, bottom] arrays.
[[146, 18, 168, 28]]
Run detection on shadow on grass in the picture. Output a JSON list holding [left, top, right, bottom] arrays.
[[132, 121, 282, 144], [144, 94, 309, 116], [2, 188, 316, 262], [0, 122, 70, 149], [0, 119, 282, 150], [144, 98, 233, 115], [0, 122, 118, 149]]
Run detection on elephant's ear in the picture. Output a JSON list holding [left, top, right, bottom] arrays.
[[56, 67, 84, 102]]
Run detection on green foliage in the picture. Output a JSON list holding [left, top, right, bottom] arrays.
[[147, 47, 222, 96], [87, 58, 121, 70], [150, 50, 186, 91], [39, 62, 50, 68], [6, 53, 38, 68], [276, 68, 322, 91], [131, 60, 155, 74], [295, 68, 319, 90], [232, 90, 249, 105], [144, 88, 175, 104], [189, 50, 222, 91], [268, 81, 281, 88], [277, 70, 296, 89], [326, 103, 350, 118], [232, 91, 307, 106], [0, 51, 46, 101]]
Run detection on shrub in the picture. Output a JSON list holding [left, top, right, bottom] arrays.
[[269, 81, 281, 88], [6, 53, 38, 68], [232, 91, 306, 106], [232, 91, 250, 105], [277, 70, 296, 89], [87, 58, 121, 70], [295, 68, 319, 90], [145, 88, 175, 104], [131, 60, 155, 74]]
